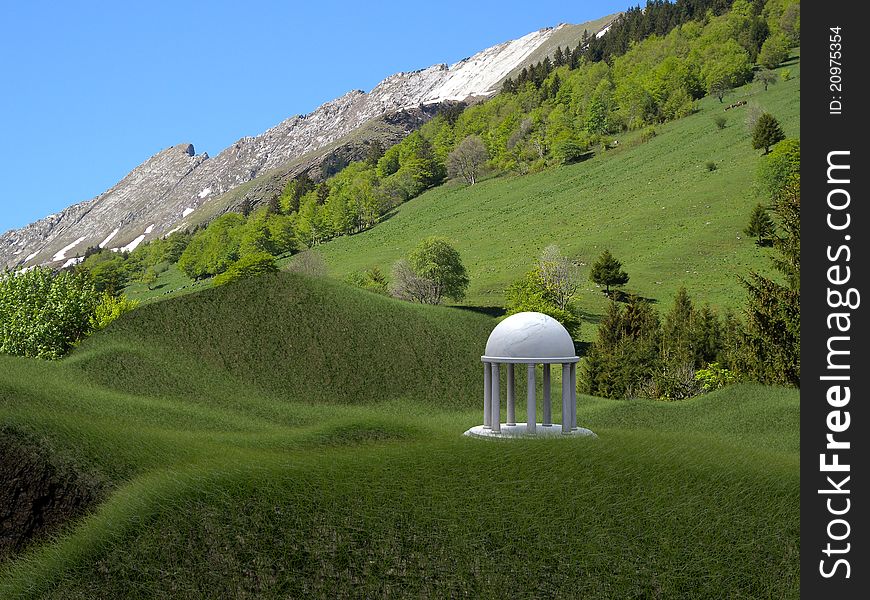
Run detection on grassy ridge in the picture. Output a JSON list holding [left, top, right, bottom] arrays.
[[2, 55, 801, 599], [74, 273, 494, 407], [1, 273, 798, 597], [311, 56, 800, 331], [125, 57, 799, 349]]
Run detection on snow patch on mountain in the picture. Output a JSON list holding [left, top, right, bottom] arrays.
[[119, 234, 147, 253], [99, 228, 119, 249], [52, 236, 86, 262], [62, 256, 84, 269], [423, 27, 560, 104]]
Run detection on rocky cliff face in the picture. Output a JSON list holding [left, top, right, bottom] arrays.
[[0, 20, 615, 269]]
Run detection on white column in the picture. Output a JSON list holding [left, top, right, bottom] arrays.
[[506, 363, 516, 426], [483, 362, 492, 428], [542, 364, 552, 426], [571, 362, 577, 430], [527, 364, 536, 433], [491, 363, 501, 432], [561, 363, 570, 434]]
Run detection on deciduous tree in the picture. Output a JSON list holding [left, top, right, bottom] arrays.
[[447, 135, 488, 185], [390, 237, 469, 305]]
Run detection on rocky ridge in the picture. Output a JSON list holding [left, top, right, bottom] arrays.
[[1, 18, 616, 269]]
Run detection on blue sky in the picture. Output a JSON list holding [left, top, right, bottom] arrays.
[[0, 0, 628, 234]]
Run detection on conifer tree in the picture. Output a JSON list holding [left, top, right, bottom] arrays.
[[589, 249, 629, 296], [741, 178, 800, 386], [661, 287, 695, 365], [752, 112, 785, 154], [744, 204, 775, 246]]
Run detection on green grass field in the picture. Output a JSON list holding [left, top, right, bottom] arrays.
[[4, 52, 801, 600], [1, 273, 799, 598], [311, 56, 799, 321], [128, 55, 799, 350]]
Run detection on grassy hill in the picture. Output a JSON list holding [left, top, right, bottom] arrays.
[[1, 272, 798, 597], [127, 54, 800, 351], [310, 56, 799, 320]]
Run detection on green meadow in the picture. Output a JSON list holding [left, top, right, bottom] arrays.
[[127, 54, 800, 351], [2, 48, 801, 599], [1, 274, 798, 598]]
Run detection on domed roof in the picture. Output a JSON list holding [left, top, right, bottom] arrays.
[[483, 312, 576, 361]]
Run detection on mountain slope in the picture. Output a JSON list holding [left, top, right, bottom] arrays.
[[0, 16, 618, 270]]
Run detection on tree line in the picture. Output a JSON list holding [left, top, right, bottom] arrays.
[[581, 133, 800, 398], [143, 0, 799, 280]]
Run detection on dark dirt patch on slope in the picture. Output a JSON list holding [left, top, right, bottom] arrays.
[[0, 426, 104, 562]]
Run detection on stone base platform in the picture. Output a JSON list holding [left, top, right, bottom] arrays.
[[463, 423, 597, 439]]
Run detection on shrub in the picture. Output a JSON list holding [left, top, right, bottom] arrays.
[[213, 252, 278, 286], [0, 267, 102, 359], [695, 362, 737, 391], [90, 293, 139, 330], [346, 267, 389, 296], [705, 161, 717, 172], [714, 115, 727, 130], [285, 250, 327, 278], [757, 138, 799, 201], [504, 269, 580, 338], [640, 126, 657, 142]]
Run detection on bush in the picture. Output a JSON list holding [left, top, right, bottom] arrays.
[[504, 269, 580, 338], [757, 138, 799, 201], [695, 362, 736, 392], [213, 252, 278, 286], [640, 126, 657, 142], [285, 250, 327, 278], [346, 267, 389, 296], [705, 161, 717, 172], [0, 267, 102, 359], [90, 292, 139, 330], [714, 115, 727, 130], [553, 139, 588, 165]]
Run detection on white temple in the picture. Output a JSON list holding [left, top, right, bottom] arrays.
[[465, 312, 596, 438]]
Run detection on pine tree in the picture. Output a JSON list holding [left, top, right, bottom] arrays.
[[550, 72, 562, 98], [267, 194, 281, 215], [744, 204, 775, 246], [752, 113, 785, 154], [581, 296, 660, 399], [240, 198, 252, 217], [661, 287, 695, 365], [553, 46, 565, 67], [741, 178, 800, 386], [589, 249, 630, 296]]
